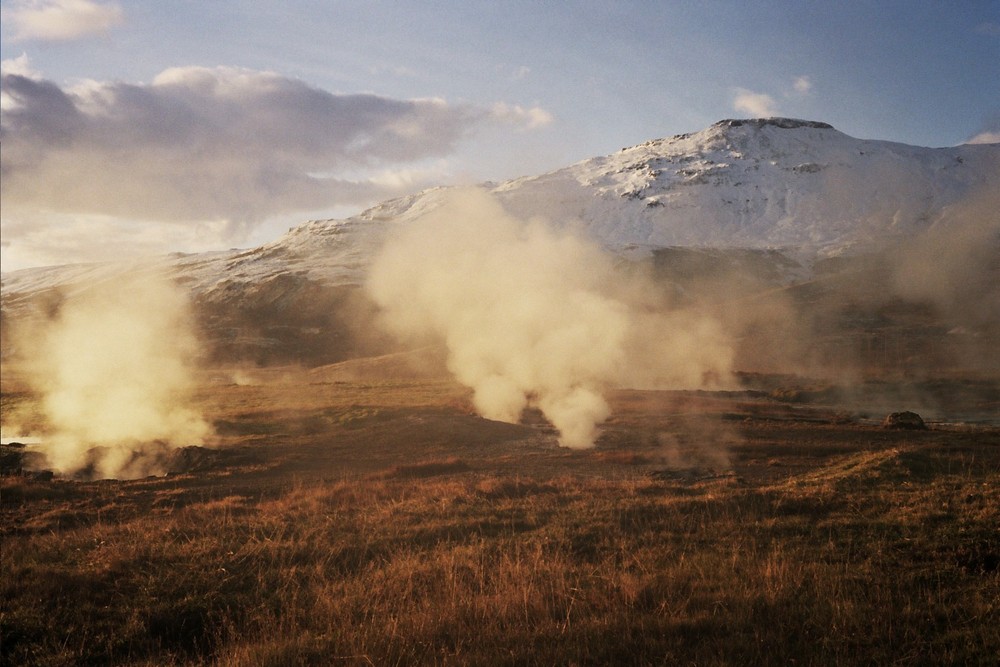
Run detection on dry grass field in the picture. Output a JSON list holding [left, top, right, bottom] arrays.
[[2, 359, 999, 665]]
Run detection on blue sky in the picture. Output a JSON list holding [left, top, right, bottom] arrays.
[[2, 0, 998, 270]]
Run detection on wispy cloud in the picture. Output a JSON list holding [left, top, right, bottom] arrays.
[[792, 75, 812, 95], [0, 52, 37, 77], [2, 0, 123, 41], [491, 102, 554, 129], [0, 65, 549, 229], [735, 75, 814, 117], [0, 53, 37, 110], [732, 88, 779, 118]]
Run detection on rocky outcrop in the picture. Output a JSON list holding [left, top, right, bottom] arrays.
[[712, 118, 835, 130], [882, 411, 928, 430]]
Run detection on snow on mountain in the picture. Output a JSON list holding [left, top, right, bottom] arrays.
[[3, 117, 997, 308], [222, 117, 998, 287], [492, 118, 998, 255]]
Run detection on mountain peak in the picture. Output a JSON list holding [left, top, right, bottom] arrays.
[[621, 118, 838, 154], [495, 117, 996, 256], [710, 118, 835, 131]]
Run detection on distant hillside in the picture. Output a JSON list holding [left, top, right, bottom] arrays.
[[3, 118, 997, 370]]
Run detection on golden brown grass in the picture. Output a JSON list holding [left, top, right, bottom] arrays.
[[2, 369, 999, 665]]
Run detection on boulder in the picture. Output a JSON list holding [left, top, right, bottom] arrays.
[[882, 411, 927, 430], [0, 444, 24, 475]]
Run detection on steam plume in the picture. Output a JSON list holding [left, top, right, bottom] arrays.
[[19, 272, 209, 478], [366, 189, 733, 448]]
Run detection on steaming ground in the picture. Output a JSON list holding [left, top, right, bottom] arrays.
[[4, 355, 999, 664], [366, 189, 733, 448], [1, 192, 996, 477], [8, 273, 209, 478], [1, 121, 997, 474]]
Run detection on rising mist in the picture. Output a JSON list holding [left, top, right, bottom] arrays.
[[366, 189, 733, 448], [14, 272, 209, 478]]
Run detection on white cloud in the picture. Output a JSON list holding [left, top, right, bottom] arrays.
[[491, 102, 554, 129], [0, 53, 38, 77], [362, 159, 455, 190], [732, 88, 779, 118], [792, 75, 812, 95], [0, 65, 552, 268], [2, 0, 123, 42], [0, 53, 39, 110], [0, 65, 531, 223]]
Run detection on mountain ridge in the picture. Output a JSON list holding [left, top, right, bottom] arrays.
[[4, 117, 997, 293], [493, 116, 997, 256], [3, 117, 997, 367]]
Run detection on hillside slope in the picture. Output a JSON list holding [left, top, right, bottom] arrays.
[[3, 118, 997, 368]]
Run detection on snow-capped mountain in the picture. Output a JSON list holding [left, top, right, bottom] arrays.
[[3, 118, 997, 365], [494, 118, 998, 254], [5, 118, 997, 295]]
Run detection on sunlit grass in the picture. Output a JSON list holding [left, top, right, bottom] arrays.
[[2, 370, 999, 665], [4, 447, 999, 665]]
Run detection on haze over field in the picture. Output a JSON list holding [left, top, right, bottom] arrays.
[[3, 116, 999, 465], [367, 189, 733, 448], [1, 2, 999, 473], [3, 5, 1000, 665]]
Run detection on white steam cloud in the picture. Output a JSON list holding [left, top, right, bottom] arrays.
[[366, 189, 733, 448], [17, 273, 209, 478]]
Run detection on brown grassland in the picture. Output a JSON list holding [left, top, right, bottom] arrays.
[[1, 362, 999, 665]]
